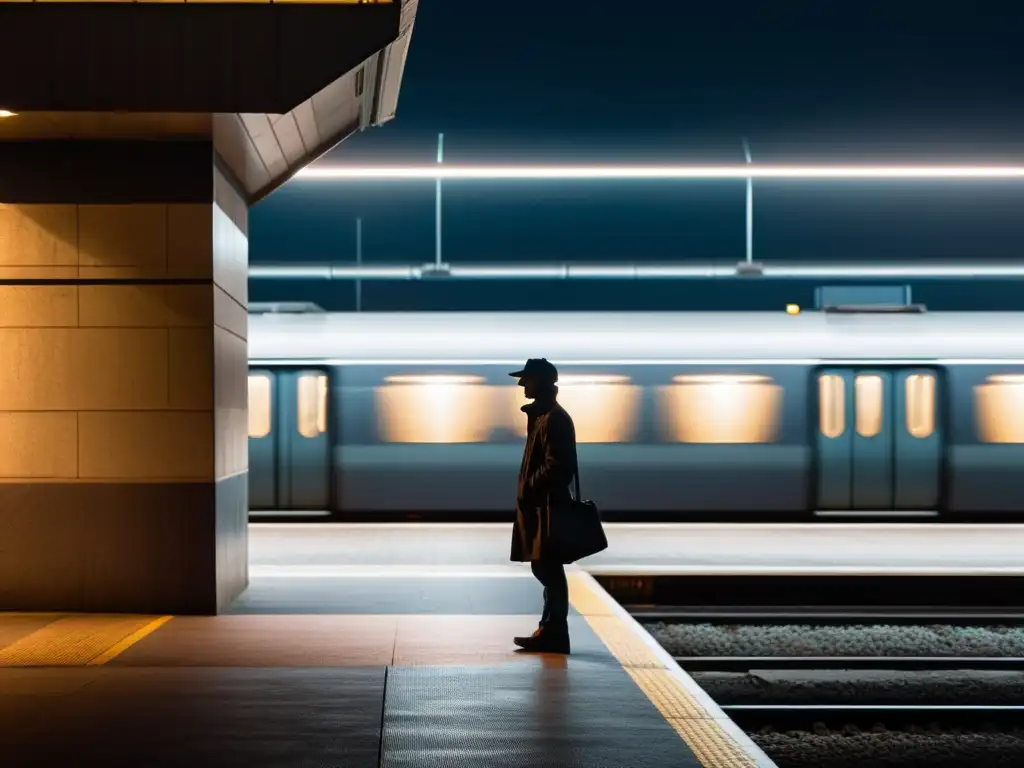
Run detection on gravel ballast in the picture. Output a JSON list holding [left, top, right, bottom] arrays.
[[694, 670, 1024, 705], [750, 729, 1024, 768]]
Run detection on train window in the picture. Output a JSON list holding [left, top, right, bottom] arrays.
[[854, 375, 883, 438], [818, 374, 845, 439], [248, 374, 272, 439], [661, 374, 782, 443], [507, 374, 640, 443], [297, 374, 328, 438], [377, 375, 493, 443], [905, 374, 935, 439], [974, 374, 1024, 443]]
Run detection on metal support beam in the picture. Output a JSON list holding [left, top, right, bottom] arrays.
[[248, 262, 1024, 281], [742, 139, 753, 265], [435, 132, 444, 269], [355, 217, 363, 312]]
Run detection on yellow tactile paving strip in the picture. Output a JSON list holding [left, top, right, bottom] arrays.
[[0, 614, 172, 666], [567, 573, 759, 768]]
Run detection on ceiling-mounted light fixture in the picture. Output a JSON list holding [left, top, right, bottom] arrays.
[[296, 164, 1024, 180]]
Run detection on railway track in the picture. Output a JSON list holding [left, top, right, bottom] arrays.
[[630, 606, 1024, 626], [724, 704, 1024, 731], [674, 655, 1024, 673]]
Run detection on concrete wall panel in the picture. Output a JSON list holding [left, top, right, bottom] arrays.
[[168, 203, 214, 279], [0, 204, 78, 266], [0, 329, 78, 410], [0, 412, 78, 479], [78, 204, 167, 276], [213, 168, 248, 307], [73, 328, 169, 411], [215, 472, 248, 611], [0, 266, 78, 280], [78, 410, 214, 480], [169, 327, 214, 410], [0, 482, 218, 614], [215, 326, 248, 480], [214, 283, 248, 340], [78, 284, 212, 328], [0, 286, 77, 327]]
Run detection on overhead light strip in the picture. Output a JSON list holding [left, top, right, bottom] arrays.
[[296, 164, 1024, 180]]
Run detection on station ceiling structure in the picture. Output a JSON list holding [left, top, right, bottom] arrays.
[[0, 0, 418, 203]]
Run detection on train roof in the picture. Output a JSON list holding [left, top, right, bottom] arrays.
[[248, 311, 1024, 364]]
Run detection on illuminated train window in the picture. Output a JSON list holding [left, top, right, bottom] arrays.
[[854, 375, 884, 438], [818, 374, 845, 438], [974, 374, 1024, 443], [297, 374, 328, 438], [508, 375, 641, 443], [376, 375, 494, 443], [661, 374, 782, 444], [248, 375, 272, 439], [905, 373, 936, 439]]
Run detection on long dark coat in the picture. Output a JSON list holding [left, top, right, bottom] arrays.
[[510, 397, 578, 564]]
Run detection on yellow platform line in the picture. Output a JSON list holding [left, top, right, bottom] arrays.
[[88, 615, 173, 666], [0, 615, 172, 667], [568, 573, 759, 768]]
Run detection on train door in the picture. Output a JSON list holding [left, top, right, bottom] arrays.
[[816, 367, 942, 511], [247, 368, 332, 510], [248, 369, 277, 509], [276, 369, 332, 510]]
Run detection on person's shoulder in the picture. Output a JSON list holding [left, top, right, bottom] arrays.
[[551, 403, 575, 427]]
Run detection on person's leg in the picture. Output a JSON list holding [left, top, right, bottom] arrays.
[[515, 560, 570, 653], [544, 560, 569, 633], [531, 559, 551, 628]]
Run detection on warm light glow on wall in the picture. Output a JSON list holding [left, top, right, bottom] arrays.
[[507, 375, 640, 443], [377, 375, 493, 443], [384, 375, 484, 385], [661, 374, 782, 443], [975, 375, 1024, 443]]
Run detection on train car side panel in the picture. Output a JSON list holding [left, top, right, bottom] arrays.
[[329, 363, 811, 515], [946, 365, 1024, 513]]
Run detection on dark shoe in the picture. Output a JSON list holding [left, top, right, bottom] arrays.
[[513, 627, 544, 648], [514, 627, 570, 654]]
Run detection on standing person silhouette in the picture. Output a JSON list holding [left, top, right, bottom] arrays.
[[509, 358, 578, 655]]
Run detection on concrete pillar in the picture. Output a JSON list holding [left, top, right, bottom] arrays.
[[0, 140, 248, 614]]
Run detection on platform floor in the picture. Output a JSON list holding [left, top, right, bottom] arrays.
[[251, 522, 1024, 575], [0, 572, 773, 767]]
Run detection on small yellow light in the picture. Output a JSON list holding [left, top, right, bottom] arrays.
[[785, 304, 800, 315], [0, 110, 16, 119]]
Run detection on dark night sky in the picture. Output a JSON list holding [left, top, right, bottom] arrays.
[[250, 2, 1024, 311]]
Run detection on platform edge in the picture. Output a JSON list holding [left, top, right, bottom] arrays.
[[571, 570, 779, 768]]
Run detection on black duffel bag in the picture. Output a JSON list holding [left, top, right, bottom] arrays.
[[548, 471, 608, 563]]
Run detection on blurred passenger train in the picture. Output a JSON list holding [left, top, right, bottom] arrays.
[[247, 310, 1024, 522]]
